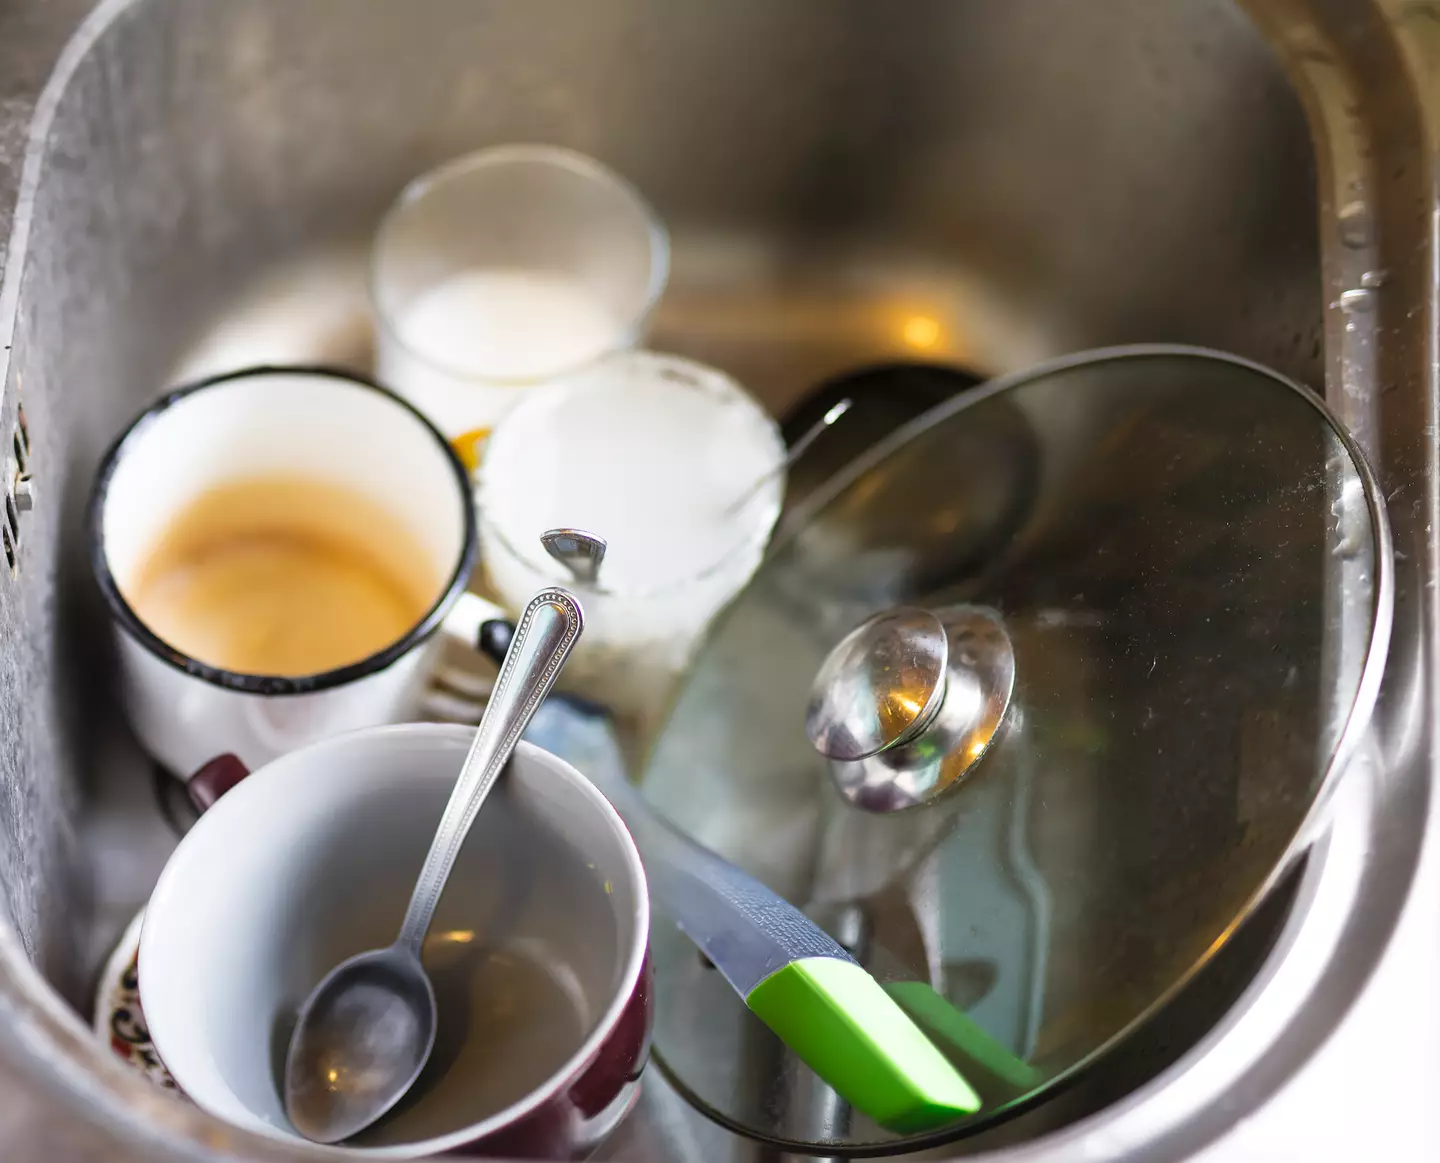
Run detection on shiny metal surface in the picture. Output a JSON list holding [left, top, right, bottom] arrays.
[[285, 588, 583, 1144], [0, 1, 1432, 1162], [641, 346, 1392, 1154], [541, 528, 608, 586], [807, 607, 950, 763], [284, 947, 436, 1145], [817, 605, 1017, 812], [395, 588, 584, 957]]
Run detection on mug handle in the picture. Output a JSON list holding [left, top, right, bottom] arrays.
[[188, 753, 251, 812]]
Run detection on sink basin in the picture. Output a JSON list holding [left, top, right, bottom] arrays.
[[0, 1, 1432, 1161]]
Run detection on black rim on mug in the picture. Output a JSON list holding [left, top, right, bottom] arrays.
[[87, 365, 480, 697]]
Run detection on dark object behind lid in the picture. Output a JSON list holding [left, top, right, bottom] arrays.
[[779, 362, 986, 519]]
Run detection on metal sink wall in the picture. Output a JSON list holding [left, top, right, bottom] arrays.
[[0, 1, 1432, 1161]]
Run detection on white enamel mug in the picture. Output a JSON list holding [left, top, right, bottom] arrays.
[[88, 366, 508, 776]]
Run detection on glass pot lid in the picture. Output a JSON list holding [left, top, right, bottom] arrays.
[[636, 346, 1392, 1155]]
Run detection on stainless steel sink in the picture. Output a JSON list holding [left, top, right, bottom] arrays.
[[0, 1, 1433, 1160]]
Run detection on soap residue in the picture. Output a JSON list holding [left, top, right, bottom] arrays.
[[477, 352, 785, 739], [479, 357, 783, 591]]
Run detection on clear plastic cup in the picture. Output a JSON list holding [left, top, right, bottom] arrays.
[[372, 145, 670, 450], [477, 351, 785, 748]]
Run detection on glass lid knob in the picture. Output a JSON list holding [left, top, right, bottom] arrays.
[[805, 607, 950, 761], [808, 605, 1017, 811]]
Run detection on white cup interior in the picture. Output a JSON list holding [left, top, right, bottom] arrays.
[[138, 727, 647, 1154], [99, 369, 469, 625]]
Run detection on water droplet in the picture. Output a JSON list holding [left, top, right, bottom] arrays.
[[1337, 287, 1375, 313], [1339, 201, 1372, 247], [1361, 269, 1387, 288]]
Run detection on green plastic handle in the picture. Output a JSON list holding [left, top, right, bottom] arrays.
[[884, 980, 1044, 1090], [745, 955, 981, 1133]]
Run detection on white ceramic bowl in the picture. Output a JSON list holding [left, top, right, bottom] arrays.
[[139, 725, 650, 1158]]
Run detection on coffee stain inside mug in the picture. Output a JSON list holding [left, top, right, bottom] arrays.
[[121, 475, 440, 676]]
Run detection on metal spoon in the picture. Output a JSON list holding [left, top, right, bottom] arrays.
[[541, 527, 607, 585], [282, 587, 584, 1144], [723, 397, 852, 517]]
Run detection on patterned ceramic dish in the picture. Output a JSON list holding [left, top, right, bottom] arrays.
[[92, 908, 182, 1094]]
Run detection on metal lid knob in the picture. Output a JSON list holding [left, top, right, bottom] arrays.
[[807, 605, 1016, 811], [805, 607, 949, 761]]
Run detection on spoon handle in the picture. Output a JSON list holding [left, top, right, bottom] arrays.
[[396, 588, 584, 957], [723, 397, 852, 517]]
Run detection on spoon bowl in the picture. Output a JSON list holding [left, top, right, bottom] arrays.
[[284, 948, 437, 1144], [541, 527, 607, 585]]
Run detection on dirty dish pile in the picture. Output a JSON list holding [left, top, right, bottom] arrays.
[[84, 141, 988, 1157], [81, 137, 1392, 1163], [129, 581, 979, 1154]]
